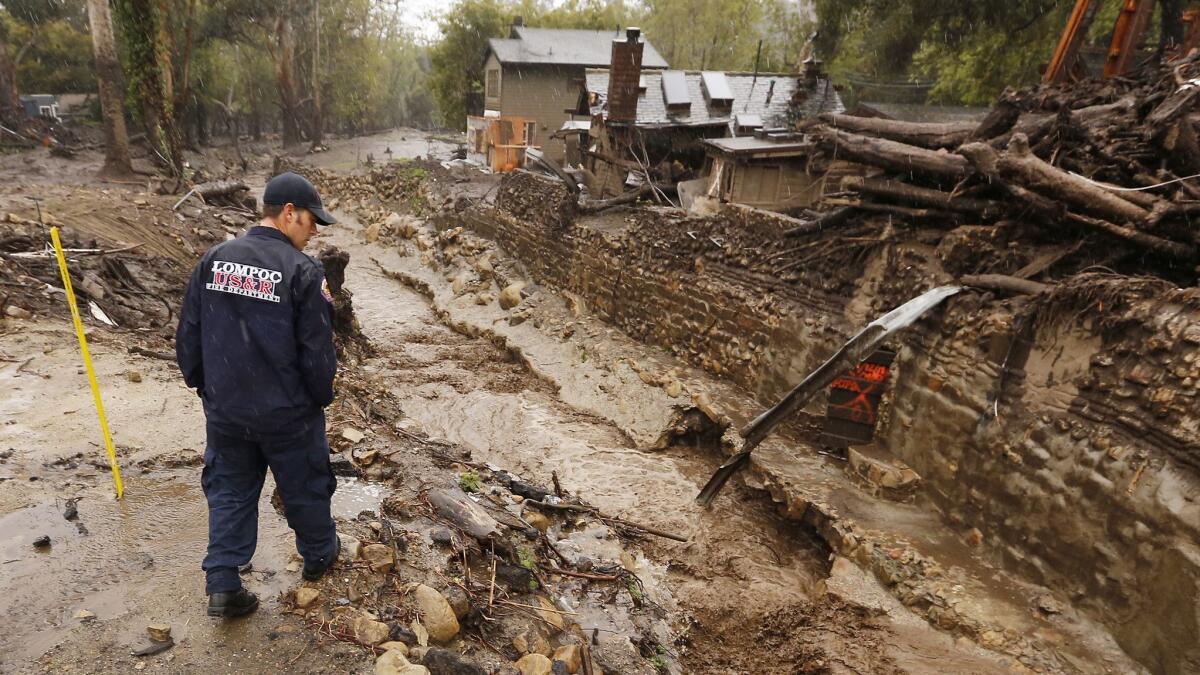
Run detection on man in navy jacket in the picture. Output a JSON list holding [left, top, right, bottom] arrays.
[[176, 172, 339, 617]]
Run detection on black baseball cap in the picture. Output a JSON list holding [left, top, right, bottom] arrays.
[[262, 171, 337, 226]]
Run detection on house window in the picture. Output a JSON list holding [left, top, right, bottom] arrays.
[[524, 121, 536, 146], [486, 69, 500, 99]]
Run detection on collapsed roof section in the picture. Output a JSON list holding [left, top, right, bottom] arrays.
[[579, 69, 843, 132]]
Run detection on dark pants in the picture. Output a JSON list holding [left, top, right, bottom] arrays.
[[200, 414, 338, 595]]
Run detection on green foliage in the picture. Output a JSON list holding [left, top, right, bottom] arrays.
[[642, 0, 769, 71], [458, 470, 482, 493], [649, 655, 668, 672], [2, 11, 95, 94], [813, 0, 1174, 106], [517, 545, 536, 570], [428, 0, 511, 125], [626, 578, 643, 601]]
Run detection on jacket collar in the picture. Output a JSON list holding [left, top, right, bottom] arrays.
[[248, 225, 293, 246]]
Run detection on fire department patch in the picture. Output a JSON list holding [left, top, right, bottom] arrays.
[[320, 278, 333, 303], [205, 260, 281, 302]]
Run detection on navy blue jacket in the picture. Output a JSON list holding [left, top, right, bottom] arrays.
[[175, 226, 337, 439]]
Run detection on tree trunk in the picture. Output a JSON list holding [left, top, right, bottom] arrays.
[[114, 0, 183, 179], [274, 11, 301, 146], [818, 113, 976, 149], [844, 176, 1005, 218], [0, 24, 23, 127], [811, 125, 972, 181], [86, 0, 133, 176], [309, 0, 323, 148], [993, 133, 1150, 225]]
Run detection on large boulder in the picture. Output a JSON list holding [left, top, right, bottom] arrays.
[[414, 584, 460, 643]]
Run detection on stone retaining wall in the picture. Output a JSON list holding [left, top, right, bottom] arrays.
[[455, 172, 1200, 673]]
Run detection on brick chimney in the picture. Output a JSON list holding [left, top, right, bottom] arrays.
[[607, 27, 644, 123]]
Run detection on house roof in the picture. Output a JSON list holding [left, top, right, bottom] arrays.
[[488, 27, 669, 68], [583, 70, 842, 130], [702, 136, 813, 159]]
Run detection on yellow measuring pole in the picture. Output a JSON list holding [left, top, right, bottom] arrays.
[[50, 227, 125, 499]]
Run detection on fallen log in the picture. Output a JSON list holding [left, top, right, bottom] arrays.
[[578, 184, 652, 213], [993, 134, 1150, 225], [818, 113, 976, 149], [969, 96, 1022, 141], [811, 125, 971, 181], [783, 205, 856, 237], [958, 142, 1066, 221], [844, 176, 1005, 218], [1066, 212, 1196, 260], [961, 274, 1051, 295], [193, 179, 249, 201]]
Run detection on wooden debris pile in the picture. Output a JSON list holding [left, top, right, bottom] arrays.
[[799, 58, 1200, 284]]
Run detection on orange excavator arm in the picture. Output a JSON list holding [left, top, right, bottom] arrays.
[[1045, 0, 1103, 83], [1105, 0, 1158, 77]]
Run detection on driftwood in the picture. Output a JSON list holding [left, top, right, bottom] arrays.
[[844, 176, 1005, 218], [992, 134, 1150, 225], [783, 205, 856, 237], [818, 113, 976, 149], [193, 179, 249, 201], [961, 274, 1052, 295], [958, 142, 1066, 220], [1066, 212, 1196, 260], [811, 125, 972, 181], [578, 184, 653, 213]]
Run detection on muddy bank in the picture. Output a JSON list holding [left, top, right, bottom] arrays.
[[411, 171, 1200, 673]]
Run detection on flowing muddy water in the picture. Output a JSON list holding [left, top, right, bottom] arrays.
[[319, 218, 837, 665]]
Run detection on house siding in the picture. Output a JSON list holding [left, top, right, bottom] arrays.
[[496, 64, 587, 163], [484, 54, 503, 111]]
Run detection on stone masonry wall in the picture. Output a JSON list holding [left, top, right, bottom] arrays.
[[461, 172, 1200, 673]]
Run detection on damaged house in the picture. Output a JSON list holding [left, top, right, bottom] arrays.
[[475, 19, 669, 166], [574, 29, 844, 201]]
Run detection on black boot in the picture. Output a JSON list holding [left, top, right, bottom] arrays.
[[302, 534, 341, 582], [207, 588, 259, 618]]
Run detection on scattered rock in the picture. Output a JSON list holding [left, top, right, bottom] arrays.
[[443, 585, 472, 621], [414, 584, 460, 643], [365, 222, 382, 242], [354, 616, 392, 645], [375, 649, 430, 675], [330, 452, 360, 477], [73, 609, 96, 621], [499, 283, 526, 310], [131, 638, 174, 657], [363, 543, 395, 573], [965, 528, 984, 547], [146, 624, 171, 642], [295, 587, 321, 609], [410, 621, 429, 647], [341, 534, 364, 559], [355, 448, 380, 466], [63, 499, 79, 521], [33, 535, 50, 549], [552, 645, 581, 674], [126, 370, 143, 383], [664, 380, 682, 398], [535, 596, 565, 631], [452, 273, 469, 296], [429, 527, 455, 546], [1037, 594, 1062, 615], [380, 641, 409, 656], [514, 654, 553, 675], [523, 508, 551, 534], [342, 427, 366, 444], [286, 560, 302, 573], [421, 647, 486, 675], [474, 292, 494, 306], [4, 305, 31, 320]]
